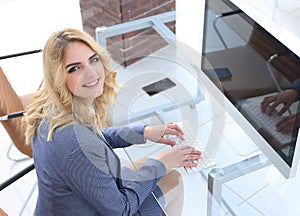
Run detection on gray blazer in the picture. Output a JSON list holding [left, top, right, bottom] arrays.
[[33, 122, 166, 215]]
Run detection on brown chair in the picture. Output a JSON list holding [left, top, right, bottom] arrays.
[[0, 208, 8, 216], [0, 67, 32, 157]]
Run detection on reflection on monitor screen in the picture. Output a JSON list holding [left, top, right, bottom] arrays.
[[201, 0, 300, 178]]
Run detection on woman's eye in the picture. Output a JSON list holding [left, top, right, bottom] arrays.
[[68, 66, 79, 73], [91, 56, 100, 63]]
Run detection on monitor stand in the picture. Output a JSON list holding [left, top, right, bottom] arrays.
[[201, 153, 271, 216]]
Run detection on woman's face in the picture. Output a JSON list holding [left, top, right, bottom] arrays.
[[64, 41, 105, 104]]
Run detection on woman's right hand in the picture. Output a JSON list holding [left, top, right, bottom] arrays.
[[261, 89, 298, 116], [156, 146, 202, 172]]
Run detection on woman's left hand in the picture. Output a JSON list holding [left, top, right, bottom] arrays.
[[144, 122, 184, 146], [276, 113, 298, 134]]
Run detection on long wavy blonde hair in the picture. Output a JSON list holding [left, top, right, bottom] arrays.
[[24, 28, 119, 143]]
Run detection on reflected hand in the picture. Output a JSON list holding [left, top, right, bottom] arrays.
[[261, 89, 297, 116], [276, 114, 297, 134], [144, 122, 184, 146]]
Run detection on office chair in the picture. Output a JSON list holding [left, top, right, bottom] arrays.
[[0, 109, 36, 215], [0, 110, 36, 215], [0, 50, 40, 215]]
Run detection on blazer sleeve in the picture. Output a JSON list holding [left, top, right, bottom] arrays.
[[285, 78, 300, 101], [102, 125, 146, 148]]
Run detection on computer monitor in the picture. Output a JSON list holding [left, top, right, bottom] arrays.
[[201, 0, 300, 178]]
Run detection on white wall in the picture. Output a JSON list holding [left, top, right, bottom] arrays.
[[176, 0, 205, 54], [0, 0, 82, 95], [0, 1, 82, 214], [175, 0, 206, 69]]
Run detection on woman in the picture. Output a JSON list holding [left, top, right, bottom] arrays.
[[24, 28, 201, 215]]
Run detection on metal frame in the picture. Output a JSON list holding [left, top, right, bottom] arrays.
[[95, 11, 205, 126], [213, 10, 243, 49], [205, 153, 271, 215], [95, 11, 176, 49]]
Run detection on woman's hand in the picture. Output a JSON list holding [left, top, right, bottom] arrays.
[[276, 113, 298, 134], [156, 146, 202, 171], [261, 89, 297, 116], [144, 122, 184, 146]]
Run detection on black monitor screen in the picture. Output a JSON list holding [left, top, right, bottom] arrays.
[[201, 0, 300, 171]]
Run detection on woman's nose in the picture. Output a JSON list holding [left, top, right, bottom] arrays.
[[83, 64, 97, 77]]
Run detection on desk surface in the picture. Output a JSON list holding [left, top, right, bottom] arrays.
[[118, 79, 300, 215], [113, 43, 300, 215]]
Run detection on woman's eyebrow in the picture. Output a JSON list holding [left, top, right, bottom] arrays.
[[65, 62, 80, 69], [65, 53, 98, 69], [89, 53, 98, 60]]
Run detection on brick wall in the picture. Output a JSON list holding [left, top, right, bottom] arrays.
[[80, 0, 176, 66]]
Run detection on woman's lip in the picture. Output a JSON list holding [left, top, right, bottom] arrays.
[[83, 78, 100, 87]]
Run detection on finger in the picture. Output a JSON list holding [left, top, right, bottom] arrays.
[[276, 116, 296, 134], [169, 123, 184, 135], [166, 123, 184, 135], [278, 102, 293, 115], [279, 125, 294, 134], [184, 153, 202, 161], [177, 145, 194, 150], [268, 102, 280, 116], [276, 115, 295, 127], [189, 148, 202, 156], [261, 96, 275, 112], [277, 123, 294, 134], [276, 118, 292, 132], [165, 127, 185, 140], [279, 106, 289, 115], [180, 146, 202, 155], [181, 160, 199, 168], [159, 137, 176, 146]]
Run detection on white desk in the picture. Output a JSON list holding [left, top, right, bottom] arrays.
[[112, 40, 275, 215], [114, 2, 300, 210], [117, 59, 300, 215]]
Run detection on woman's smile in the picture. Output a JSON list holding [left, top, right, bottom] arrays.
[[83, 78, 101, 88]]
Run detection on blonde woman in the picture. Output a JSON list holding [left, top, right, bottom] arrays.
[[24, 28, 201, 215]]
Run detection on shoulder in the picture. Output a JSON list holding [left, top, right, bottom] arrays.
[[34, 122, 103, 157], [53, 123, 103, 150]]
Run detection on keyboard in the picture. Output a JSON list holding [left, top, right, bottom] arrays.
[[241, 102, 292, 146], [167, 121, 216, 174]]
